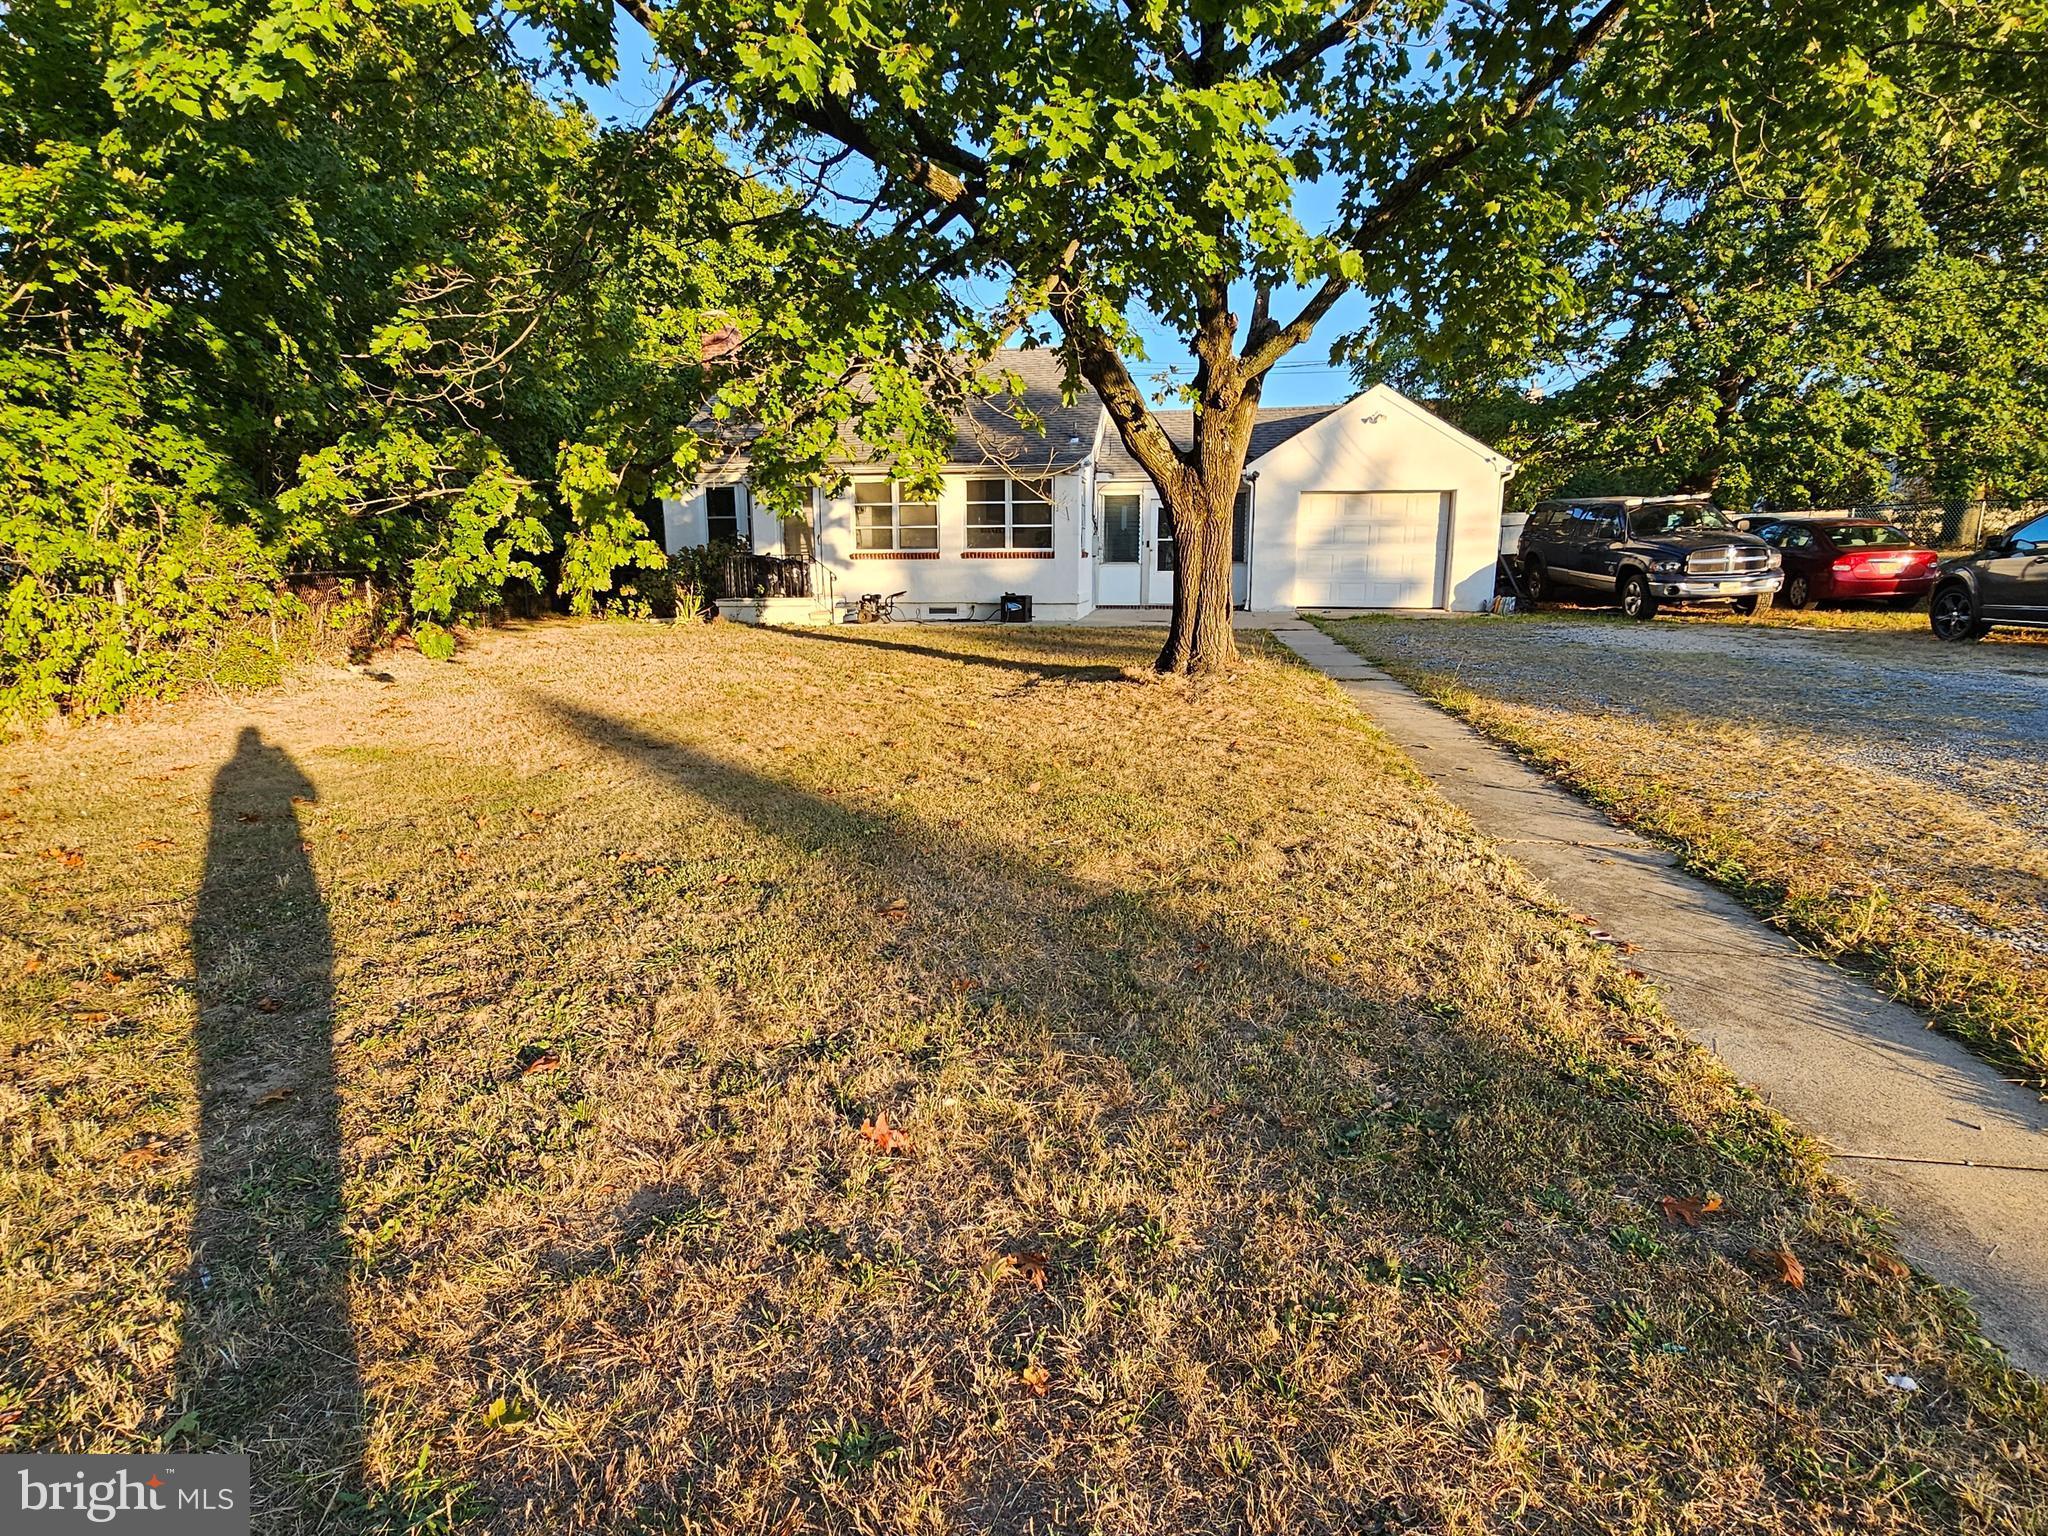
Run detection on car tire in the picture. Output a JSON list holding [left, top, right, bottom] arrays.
[[1731, 596, 1760, 616], [1929, 583, 1986, 642], [1618, 571, 1659, 621], [1777, 573, 1814, 610], [1521, 559, 1548, 607]]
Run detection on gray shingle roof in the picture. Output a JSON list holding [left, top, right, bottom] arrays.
[[833, 347, 1102, 473], [943, 347, 1103, 472], [1093, 404, 1344, 480]]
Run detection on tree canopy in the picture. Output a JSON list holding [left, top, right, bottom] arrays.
[[0, 0, 949, 718], [1414, 83, 2048, 512]]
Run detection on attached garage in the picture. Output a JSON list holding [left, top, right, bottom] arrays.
[[1244, 385, 1513, 614], [1292, 491, 1453, 608], [1088, 381, 1511, 615]]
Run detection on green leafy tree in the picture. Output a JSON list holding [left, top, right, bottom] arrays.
[[1425, 102, 2048, 513], [586, 0, 2043, 673], [1, 0, 951, 718]]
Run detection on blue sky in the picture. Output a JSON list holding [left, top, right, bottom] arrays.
[[563, 20, 1378, 409]]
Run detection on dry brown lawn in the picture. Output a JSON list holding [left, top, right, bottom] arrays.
[[3, 619, 2044, 1533]]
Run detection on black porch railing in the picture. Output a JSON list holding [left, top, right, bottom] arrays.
[[716, 550, 814, 600]]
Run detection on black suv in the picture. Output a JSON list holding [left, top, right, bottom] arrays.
[[1929, 511, 2048, 641], [1516, 495, 1783, 620]]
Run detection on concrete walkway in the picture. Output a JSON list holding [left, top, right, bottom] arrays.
[[1270, 619, 2048, 1374]]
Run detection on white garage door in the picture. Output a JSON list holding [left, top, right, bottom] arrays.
[[1294, 491, 1451, 608]]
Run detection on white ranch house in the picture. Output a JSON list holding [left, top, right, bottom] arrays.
[[661, 349, 1512, 622]]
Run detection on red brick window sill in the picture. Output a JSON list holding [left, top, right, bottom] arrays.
[[850, 550, 941, 560], [960, 549, 1056, 559]]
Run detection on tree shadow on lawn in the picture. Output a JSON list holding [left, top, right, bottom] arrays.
[[503, 696, 1971, 1533], [773, 622, 1138, 681], [180, 727, 360, 1523]]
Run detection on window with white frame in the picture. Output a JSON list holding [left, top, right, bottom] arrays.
[[853, 480, 939, 552], [965, 478, 1054, 551]]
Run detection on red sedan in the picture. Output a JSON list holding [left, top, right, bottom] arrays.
[[1751, 518, 1941, 609]]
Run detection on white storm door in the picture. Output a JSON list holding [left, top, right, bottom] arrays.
[[1143, 496, 1176, 606], [1097, 492, 1143, 605]]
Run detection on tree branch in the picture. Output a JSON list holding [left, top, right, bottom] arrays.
[[1240, 0, 1631, 377], [1047, 276, 1193, 494], [1252, 0, 1387, 86]]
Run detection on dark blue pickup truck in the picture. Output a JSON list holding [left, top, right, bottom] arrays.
[[1516, 495, 1783, 620]]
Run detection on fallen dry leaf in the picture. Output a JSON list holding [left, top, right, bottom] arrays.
[[1013, 1251, 1048, 1291], [1658, 1194, 1725, 1228], [121, 1135, 174, 1168], [236, 812, 262, 824], [1750, 1244, 1806, 1289], [1018, 1360, 1050, 1396], [878, 897, 910, 921], [859, 1110, 911, 1155], [1868, 1252, 1911, 1282], [255, 996, 282, 1014], [256, 1086, 295, 1106], [522, 1050, 562, 1077], [138, 837, 176, 852]]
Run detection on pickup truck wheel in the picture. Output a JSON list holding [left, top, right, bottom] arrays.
[[1731, 596, 1760, 616], [1521, 559, 1548, 606], [1929, 584, 1986, 642], [1618, 571, 1659, 621]]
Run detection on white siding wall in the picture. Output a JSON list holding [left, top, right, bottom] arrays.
[[1246, 387, 1507, 612], [814, 470, 1091, 620], [667, 470, 1093, 620]]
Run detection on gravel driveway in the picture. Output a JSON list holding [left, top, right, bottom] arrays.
[[1347, 615, 2048, 836]]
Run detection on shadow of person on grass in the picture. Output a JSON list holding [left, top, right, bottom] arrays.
[[180, 727, 359, 1523]]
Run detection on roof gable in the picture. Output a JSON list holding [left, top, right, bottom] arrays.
[[1095, 385, 1508, 482], [1094, 404, 1342, 480], [1353, 384, 1514, 470]]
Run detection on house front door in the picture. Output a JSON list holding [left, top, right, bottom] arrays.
[[1097, 492, 1143, 605], [1145, 497, 1176, 607]]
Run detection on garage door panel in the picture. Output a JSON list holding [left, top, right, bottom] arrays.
[[1294, 491, 1451, 608]]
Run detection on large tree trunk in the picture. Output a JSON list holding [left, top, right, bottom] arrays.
[[1156, 463, 1243, 674]]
